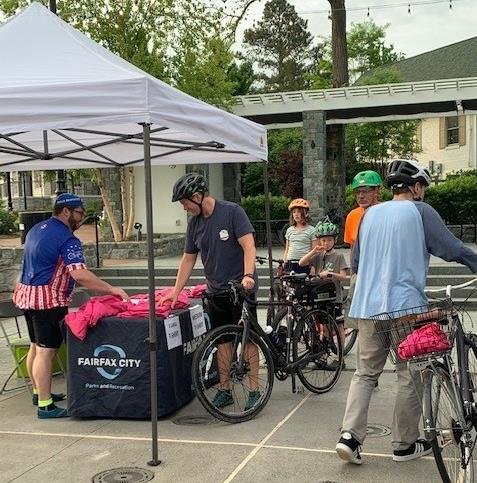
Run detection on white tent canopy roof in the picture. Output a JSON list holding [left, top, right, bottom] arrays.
[[0, 3, 267, 171]]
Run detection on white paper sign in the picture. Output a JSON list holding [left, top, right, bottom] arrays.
[[190, 305, 206, 338], [164, 315, 182, 350]]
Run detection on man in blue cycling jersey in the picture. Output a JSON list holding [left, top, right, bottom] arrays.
[[14, 193, 128, 418], [336, 159, 477, 465]]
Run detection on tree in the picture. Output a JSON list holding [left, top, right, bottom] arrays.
[[242, 0, 315, 92], [227, 60, 256, 96], [0, 0, 237, 240], [242, 128, 303, 198], [347, 21, 403, 82], [345, 63, 420, 173]]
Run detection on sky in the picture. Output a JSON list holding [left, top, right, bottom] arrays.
[[235, 0, 477, 59]]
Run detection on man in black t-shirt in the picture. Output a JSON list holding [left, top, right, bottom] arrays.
[[163, 172, 260, 411]]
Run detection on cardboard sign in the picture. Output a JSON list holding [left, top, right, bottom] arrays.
[[164, 315, 182, 350], [189, 305, 206, 338]]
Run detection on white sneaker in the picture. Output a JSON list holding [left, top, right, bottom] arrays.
[[336, 432, 362, 465]]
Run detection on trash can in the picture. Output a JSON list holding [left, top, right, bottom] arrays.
[[18, 211, 51, 244]]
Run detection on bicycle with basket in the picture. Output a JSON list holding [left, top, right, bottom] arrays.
[[371, 276, 477, 483]]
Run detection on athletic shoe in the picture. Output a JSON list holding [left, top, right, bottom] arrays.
[[336, 432, 362, 465], [211, 389, 233, 408], [37, 405, 68, 419], [393, 439, 432, 462], [244, 391, 261, 411], [32, 392, 66, 406]]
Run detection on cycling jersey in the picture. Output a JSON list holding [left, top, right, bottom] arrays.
[[13, 217, 86, 310]]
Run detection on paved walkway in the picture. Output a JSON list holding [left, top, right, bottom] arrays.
[[1, 247, 477, 482]]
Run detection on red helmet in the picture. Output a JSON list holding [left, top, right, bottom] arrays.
[[288, 198, 310, 212]]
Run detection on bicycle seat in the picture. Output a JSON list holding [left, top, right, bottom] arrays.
[[282, 272, 308, 283]]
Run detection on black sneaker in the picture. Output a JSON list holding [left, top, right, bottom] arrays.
[[336, 432, 362, 465], [393, 439, 432, 462]]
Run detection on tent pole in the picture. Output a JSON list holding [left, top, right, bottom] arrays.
[[262, 161, 275, 321], [143, 123, 161, 467]]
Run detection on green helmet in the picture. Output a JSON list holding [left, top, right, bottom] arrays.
[[351, 170, 383, 190], [315, 222, 339, 238]]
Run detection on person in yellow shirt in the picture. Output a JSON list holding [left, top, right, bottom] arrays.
[[344, 170, 383, 246]]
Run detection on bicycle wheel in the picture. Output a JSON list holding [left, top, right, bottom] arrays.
[[423, 365, 472, 483], [192, 324, 274, 424], [293, 309, 343, 394], [271, 306, 288, 331], [343, 328, 358, 356]]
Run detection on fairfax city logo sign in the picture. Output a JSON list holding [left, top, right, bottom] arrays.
[[77, 344, 142, 380]]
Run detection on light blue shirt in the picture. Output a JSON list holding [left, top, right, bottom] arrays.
[[349, 201, 428, 318]]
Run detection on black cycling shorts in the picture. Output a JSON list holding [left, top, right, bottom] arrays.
[[24, 306, 68, 349], [205, 292, 257, 330]]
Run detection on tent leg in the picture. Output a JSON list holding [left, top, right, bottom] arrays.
[[143, 123, 161, 467], [262, 161, 275, 321]]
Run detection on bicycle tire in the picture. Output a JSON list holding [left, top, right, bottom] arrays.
[[192, 324, 274, 424], [423, 365, 471, 483], [293, 308, 343, 394], [342, 328, 358, 356]]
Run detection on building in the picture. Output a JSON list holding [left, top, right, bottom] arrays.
[[364, 36, 477, 176]]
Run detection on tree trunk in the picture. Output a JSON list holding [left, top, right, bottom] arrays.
[[125, 167, 136, 239], [327, 0, 348, 235], [94, 168, 123, 242], [328, 0, 349, 88]]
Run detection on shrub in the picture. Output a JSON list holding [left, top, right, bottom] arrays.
[[83, 199, 104, 224], [241, 195, 291, 221], [0, 201, 18, 235], [425, 173, 477, 224]]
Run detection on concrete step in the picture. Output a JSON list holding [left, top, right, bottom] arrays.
[[91, 264, 474, 277]]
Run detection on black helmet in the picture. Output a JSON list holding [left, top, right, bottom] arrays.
[[171, 172, 208, 202], [386, 159, 431, 188]]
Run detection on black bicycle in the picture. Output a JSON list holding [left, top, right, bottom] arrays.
[[192, 276, 344, 423], [371, 276, 477, 483]]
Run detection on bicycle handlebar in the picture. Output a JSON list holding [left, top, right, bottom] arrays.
[[256, 255, 284, 265], [425, 276, 477, 299]]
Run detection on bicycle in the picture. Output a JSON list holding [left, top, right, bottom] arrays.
[[371, 276, 477, 483], [272, 279, 358, 357], [192, 276, 344, 423]]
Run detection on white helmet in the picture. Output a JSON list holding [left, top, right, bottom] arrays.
[[386, 159, 431, 187]]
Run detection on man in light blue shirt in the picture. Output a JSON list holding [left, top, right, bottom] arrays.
[[336, 159, 477, 465]]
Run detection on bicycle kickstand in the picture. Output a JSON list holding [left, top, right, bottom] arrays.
[[290, 373, 304, 394]]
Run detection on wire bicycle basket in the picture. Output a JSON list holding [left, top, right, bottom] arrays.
[[370, 301, 454, 364]]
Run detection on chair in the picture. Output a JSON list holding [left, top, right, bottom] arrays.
[[0, 296, 32, 396]]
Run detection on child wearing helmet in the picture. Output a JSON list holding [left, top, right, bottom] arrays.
[[282, 198, 317, 274], [299, 221, 349, 369], [344, 170, 383, 247]]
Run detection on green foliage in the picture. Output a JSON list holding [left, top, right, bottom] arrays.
[[83, 199, 104, 224], [242, 0, 315, 92], [241, 195, 291, 221], [242, 128, 303, 197], [310, 20, 403, 88], [0, 200, 18, 235], [425, 173, 477, 224], [227, 60, 256, 96]]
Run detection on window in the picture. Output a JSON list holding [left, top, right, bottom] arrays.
[[446, 116, 459, 145], [439, 116, 466, 149]]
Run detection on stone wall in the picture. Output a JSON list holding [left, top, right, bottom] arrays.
[[0, 235, 185, 293]]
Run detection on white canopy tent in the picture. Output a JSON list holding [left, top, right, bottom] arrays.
[[0, 2, 268, 465]]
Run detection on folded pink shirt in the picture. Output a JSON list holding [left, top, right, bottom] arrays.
[[65, 288, 192, 340], [397, 322, 451, 361]]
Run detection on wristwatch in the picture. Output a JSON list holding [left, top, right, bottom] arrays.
[[243, 273, 254, 279]]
